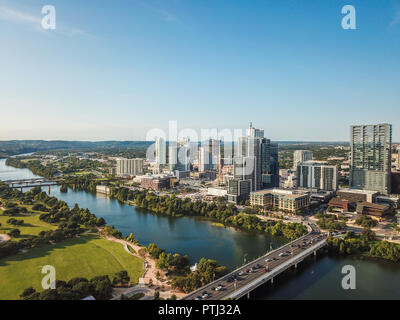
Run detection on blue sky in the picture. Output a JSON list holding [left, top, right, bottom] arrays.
[[0, 0, 399, 141]]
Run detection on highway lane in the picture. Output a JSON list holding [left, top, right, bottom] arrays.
[[184, 224, 327, 300]]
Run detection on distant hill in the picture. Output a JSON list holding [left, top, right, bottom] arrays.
[[0, 140, 153, 157], [0, 139, 352, 158]]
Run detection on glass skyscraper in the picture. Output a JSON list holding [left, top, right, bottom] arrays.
[[234, 124, 279, 191], [349, 123, 392, 194]]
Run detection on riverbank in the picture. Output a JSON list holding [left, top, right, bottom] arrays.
[[101, 233, 185, 299]]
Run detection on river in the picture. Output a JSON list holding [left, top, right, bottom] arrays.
[[1, 158, 400, 299]]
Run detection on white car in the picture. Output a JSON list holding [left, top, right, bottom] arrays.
[[215, 285, 223, 291], [279, 252, 285, 257], [265, 258, 272, 262]]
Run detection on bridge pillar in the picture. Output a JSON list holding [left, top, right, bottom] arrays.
[[294, 263, 297, 269], [314, 251, 317, 256], [247, 292, 250, 299], [48, 186, 51, 194], [271, 277, 274, 285]]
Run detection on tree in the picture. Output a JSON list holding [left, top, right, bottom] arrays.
[[20, 287, 36, 299], [8, 228, 20, 237], [126, 233, 138, 244], [113, 270, 130, 285], [361, 228, 376, 242]]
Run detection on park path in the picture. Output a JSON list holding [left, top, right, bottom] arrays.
[[102, 234, 185, 299], [0, 234, 10, 243], [0, 206, 10, 242]]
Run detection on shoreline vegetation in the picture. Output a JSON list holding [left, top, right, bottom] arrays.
[[59, 175, 309, 241]]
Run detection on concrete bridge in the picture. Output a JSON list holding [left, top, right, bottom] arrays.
[[1, 178, 64, 189], [183, 223, 328, 300]]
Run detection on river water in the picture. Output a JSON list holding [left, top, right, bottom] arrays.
[[1, 158, 400, 299]]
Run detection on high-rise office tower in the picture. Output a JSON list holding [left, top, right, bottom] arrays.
[[169, 137, 191, 172], [155, 137, 166, 172], [293, 150, 313, 169], [247, 122, 264, 138], [233, 123, 279, 191], [297, 161, 338, 191], [198, 139, 220, 172], [350, 123, 392, 194]]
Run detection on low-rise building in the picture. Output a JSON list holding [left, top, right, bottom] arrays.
[[207, 187, 228, 197], [310, 190, 335, 203], [356, 202, 392, 218], [375, 195, 400, 209], [141, 176, 171, 190], [250, 188, 310, 213], [328, 198, 355, 212], [336, 188, 379, 203], [96, 185, 110, 195]]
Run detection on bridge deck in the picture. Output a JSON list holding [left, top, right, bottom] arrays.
[[183, 224, 327, 300]]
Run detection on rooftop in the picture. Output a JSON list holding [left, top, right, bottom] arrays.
[[251, 188, 308, 199], [338, 188, 379, 195]]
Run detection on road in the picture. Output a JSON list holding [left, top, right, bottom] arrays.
[[183, 223, 327, 300]]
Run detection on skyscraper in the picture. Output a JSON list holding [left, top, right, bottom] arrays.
[[198, 139, 220, 172], [233, 123, 279, 192], [169, 137, 190, 172], [155, 137, 166, 173], [349, 123, 392, 194], [293, 150, 313, 169]]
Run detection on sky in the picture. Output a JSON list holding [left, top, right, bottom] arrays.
[[0, 0, 399, 142]]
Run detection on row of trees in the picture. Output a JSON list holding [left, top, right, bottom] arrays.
[[328, 229, 400, 262], [171, 258, 229, 293], [315, 213, 347, 231], [5, 158, 57, 178], [20, 273, 125, 300], [114, 190, 308, 240], [0, 184, 105, 259]]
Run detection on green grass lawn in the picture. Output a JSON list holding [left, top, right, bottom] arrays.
[[0, 211, 57, 240], [0, 234, 144, 300]]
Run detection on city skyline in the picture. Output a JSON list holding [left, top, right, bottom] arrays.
[[1, 0, 400, 141]]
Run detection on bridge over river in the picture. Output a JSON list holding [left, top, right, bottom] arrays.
[[183, 223, 328, 300], [1, 178, 64, 189]]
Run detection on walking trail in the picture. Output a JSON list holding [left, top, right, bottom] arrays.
[[101, 233, 185, 299]]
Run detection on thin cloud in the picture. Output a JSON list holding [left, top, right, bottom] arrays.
[[135, 0, 181, 24], [390, 2, 400, 27], [0, 6, 42, 30]]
